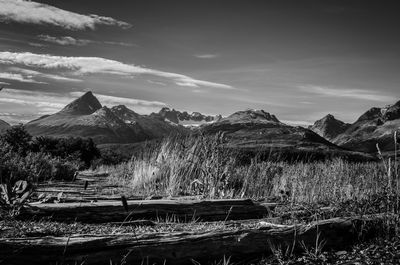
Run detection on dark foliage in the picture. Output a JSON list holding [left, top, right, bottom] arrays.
[[0, 124, 32, 155], [0, 125, 100, 183], [31, 136, 100, 167]]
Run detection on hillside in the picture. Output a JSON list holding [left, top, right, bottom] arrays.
[[111, 105, 187, 138], [201, 109, 373, 161], [309, 114, 350, 141], [333, 100, 400, 153], [0, 119, 10, 132], [25, 92, 183, 144]]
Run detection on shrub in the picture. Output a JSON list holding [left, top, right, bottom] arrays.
[[31, 136, 100, 168], [0, 126, 94, 184], [0, 124, 31, 155]]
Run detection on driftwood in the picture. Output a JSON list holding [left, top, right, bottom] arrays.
[[0, 215, 386, 265], [22, 199, 275, 223]]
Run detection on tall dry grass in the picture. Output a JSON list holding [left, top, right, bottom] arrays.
[[100, 133, 399, 204]]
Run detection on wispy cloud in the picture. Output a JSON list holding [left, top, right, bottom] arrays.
[[28, 42, 47, 48], [38, 35, 91, 46], [298, 85, 393, 102], [10, 67, 82, 82], [194, 54, 219, 59], [0, 0, 131, 30], [0, 72, 47, 84], [147, 80, 167, 86], [37, 35, 135, 47], [0, 51, 234, 89]]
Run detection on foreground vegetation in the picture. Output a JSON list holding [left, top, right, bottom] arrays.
[[0, 125, 100, 184], [101, 134, 398, 204], [1, 127, 399, 264]]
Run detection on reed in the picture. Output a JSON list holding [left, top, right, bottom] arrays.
[[103, 134, 395, 204]]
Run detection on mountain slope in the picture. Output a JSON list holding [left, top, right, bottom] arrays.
[[111, 105, 187, 138], [309, 114, 350, 141], [201, 109, 372, 161], [0, 119, 10, 132], [25, 92, 149, 143], [333, 100, 400, 153]]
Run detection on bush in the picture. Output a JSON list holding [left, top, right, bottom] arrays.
[[0, 126, 98, 184], [31, 136, 100, 168], [0, 124, 31, 155]]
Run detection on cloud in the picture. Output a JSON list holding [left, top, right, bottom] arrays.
[[147, 80, 167, 86], [192, 89, 206, 93], [38, 35, 91, 46], [0, 0, 131, 30], [37, 34, 135, 47], [0, 51, 234, 89], [298, 85, 393, 102], [195, 54, 219, 59], [10, 67, 82, 82], [28, 42, 47, 47], [281, 119, 312, 127], [0, 72, 47, 84], [0, 81, 10, 85]]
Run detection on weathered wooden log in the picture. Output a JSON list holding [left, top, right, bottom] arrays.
[[22, 199, 275, 223], [0, 215, 387, 265]]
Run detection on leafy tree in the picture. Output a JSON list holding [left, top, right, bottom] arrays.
[[0, 125, 32, 155]]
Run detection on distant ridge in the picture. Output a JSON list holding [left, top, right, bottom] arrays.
[[150, 107, 221, 127], [25, 92, 186, 143], [201, 109, 371, 161], [111, 105, 186, 138], [332, 99, 400, 153]]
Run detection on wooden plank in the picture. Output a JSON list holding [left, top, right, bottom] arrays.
[[22, 199, 275, 223], [0, 215, 385, 265]]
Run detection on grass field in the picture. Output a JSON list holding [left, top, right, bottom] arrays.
[[100, 134, 397, 204]]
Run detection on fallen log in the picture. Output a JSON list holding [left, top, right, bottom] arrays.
[[0, 215, 388, 265], [22, 199, 275, 223]]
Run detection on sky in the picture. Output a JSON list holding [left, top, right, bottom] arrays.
[[0, 0, 399, 125]]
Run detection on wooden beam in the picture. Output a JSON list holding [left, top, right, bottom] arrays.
[[22, 199, 275, 223], [0, 215, 385, 265]]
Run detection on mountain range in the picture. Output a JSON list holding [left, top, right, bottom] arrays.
[[150, 107, 221, 127], [1, 91, 398, 158], [25, 92, 185, 143], [310, 100, 400, 153], [200, 109, 370, 161]]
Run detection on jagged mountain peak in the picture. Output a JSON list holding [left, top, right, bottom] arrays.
[[315, 114, 343, 124], [112, 105, 132, 112], [60, 91, 102, 115], [309, 114, 350, 141], [151, 107, 219, 126], [323, 114, 335, 120], [110, 105, 141, 123]]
